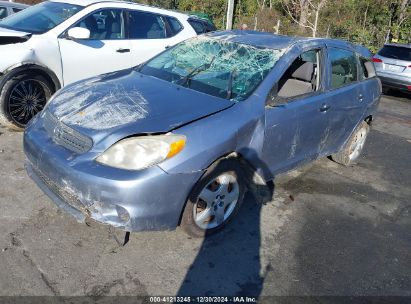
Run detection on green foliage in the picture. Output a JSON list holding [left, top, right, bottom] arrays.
[[136, 0, 409, 50], [17, 0, 410, 50]]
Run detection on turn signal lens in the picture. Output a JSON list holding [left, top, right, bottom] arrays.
[[167, 139, 186, 158]]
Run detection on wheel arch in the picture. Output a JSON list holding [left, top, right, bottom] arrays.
[[0, 63, 61, 93], [176, 150, 265, 226]]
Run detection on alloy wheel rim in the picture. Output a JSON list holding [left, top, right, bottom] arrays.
[[8, 79, 48, 126], [193, 173, 240, 230], [349, 127, 367, 161]]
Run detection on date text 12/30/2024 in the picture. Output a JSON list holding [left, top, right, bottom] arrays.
[[149, 297, 257, 303]]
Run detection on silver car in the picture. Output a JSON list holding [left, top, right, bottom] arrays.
[[0, 1, 28, 20], [373, 43, 411, 94]]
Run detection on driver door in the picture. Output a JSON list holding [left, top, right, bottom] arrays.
[[262, 48, 331, 175], [58, 9, 131, 85]]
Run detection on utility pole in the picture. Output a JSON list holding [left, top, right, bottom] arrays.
[[226, 0, 235, 30]]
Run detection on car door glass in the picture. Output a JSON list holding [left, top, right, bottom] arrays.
[[188, 19, 206, 34], [165, 16, 183, 37], [12, 8, 22, 13], [129, 11, 166, 39], [329, 48, 358, 89], [0, 7, 7, 19], [268, 49, 322, 105], [359, 57, 376, 80], [74, 9, 125, 40]]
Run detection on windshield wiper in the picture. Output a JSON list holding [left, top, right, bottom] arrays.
[[226, 69, 237, 99], [177, 56, 216, 87]]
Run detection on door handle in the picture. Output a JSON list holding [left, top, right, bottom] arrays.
[[320, 104, 330, 112], [116, 48, 130, 53], [165, 45, 171, 49]]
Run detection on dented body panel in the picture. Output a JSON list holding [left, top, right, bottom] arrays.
[[24, 31, 381, 231]]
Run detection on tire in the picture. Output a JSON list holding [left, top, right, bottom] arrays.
[[0, 72, 54, 130], [181, 158, 246, 238], [332, 121, 370, 166]]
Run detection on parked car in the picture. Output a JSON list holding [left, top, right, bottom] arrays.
[[0, 0, 28, 20], [373, 43, 411, 94], [24, 31, 381, 237], [0, 0, 214, 130]]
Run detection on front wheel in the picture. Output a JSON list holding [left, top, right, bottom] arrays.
[[332, 121, 370, 166], [0, 72, 53, 130], [180, 159, 246, 238]]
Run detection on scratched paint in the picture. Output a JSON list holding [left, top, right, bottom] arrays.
[[51, 79, 149, 130]]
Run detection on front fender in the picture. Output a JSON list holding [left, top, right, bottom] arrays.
[[158, 97, 267, 178]]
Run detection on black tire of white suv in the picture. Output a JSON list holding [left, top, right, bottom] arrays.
[[0, 72, 54, 130]]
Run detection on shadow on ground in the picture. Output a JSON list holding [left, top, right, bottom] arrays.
[[177, 164, 275, 297]]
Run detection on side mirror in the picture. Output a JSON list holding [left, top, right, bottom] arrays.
[[67, 27, 90, 40]]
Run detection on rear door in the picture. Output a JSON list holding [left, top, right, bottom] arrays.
[[58, 8, 132, 85], [321, 47, 364, 154], [127, 10, 183, 66]]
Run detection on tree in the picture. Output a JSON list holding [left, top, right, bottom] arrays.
[[282, 0, 328, 37]]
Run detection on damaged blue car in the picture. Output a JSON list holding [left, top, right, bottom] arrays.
[[24, 31, 381, 237]]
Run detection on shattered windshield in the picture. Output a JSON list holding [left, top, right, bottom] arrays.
[[0, 2, 83, 34], [140, 36, 284, 101]]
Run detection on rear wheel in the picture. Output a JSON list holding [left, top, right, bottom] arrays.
[[181, 159, 246, 237], [332, 121, 370, 166], [0, 72, 53, 130]]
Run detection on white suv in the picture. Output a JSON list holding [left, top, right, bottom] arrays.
[[0, 0, 201, 129]]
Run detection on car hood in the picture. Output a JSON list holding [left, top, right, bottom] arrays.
[[47, 69, 234, 147], [0, 26, 31, 44]]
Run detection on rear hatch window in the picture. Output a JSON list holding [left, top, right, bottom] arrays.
[[378, 46, 411, 61]]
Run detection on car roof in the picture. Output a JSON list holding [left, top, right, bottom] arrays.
[[50, 0, 120, 6], [49, 0, 188, 18], [208, 30, 371, 57]]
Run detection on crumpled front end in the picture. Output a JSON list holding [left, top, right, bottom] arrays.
[[24, 113, 203, 231]]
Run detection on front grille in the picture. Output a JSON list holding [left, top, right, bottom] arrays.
[[32, 166, 87, 212], [44, 111, 93, 154]]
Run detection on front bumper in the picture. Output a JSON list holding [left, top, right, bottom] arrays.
[[24, 120, 202, 232]]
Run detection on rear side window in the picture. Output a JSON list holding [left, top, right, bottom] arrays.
[[165, 16, 183, 37], [12, 8, 23, 13], [378, 46, 411, 61], [0, 7, 7, 19], [329, 48, 358, 89], [129, 11, 166, 39], [358, 57, 376, 80], [188, 19, 205, 34]]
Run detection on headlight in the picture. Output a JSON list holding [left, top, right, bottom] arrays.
[[96, 134, 186, 170]]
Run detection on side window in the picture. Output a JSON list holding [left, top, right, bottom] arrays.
[[129, 11, 166, 39], [274, 49, 322, 100], [329, 48, 358, 89], [12, 8, 23, 13], [188, 19, 206, 34], [165, 16, 183, 37], [0, 7, 8, 19], [358, 56, 376, 80], [74, 9, 125, 40]]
